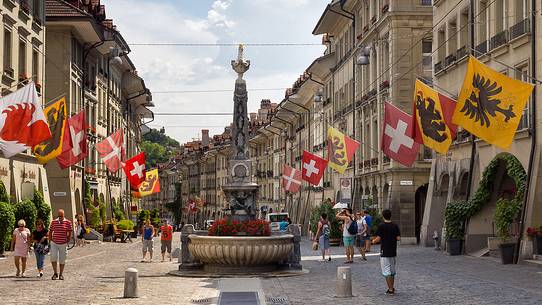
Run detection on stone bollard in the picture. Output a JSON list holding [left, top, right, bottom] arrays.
[[123, 268, 138, 298], [335, 267, 352, 298]]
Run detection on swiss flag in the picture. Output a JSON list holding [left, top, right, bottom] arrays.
[[0, 82, 51, 158], [282, 164, 302, 193], [301, 150, 328, 185], [123, 152, 146, 188], [96, 129, 125, 173], [382, 102, 420, 167], [57, 111, 87, 169]]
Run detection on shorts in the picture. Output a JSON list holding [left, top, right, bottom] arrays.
[[319, 235, 330, 250], [142, 239, 154, 252], [380, 257, 397, 277], [50, 241, 68, 264], [161, 240, 172, 253], [343, 236, 355, 247], [356, 235, 369, 248]]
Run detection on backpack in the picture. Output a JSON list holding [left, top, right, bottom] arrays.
[[322, 223, 330, 238], [364, 215, 372, 228], [347, 217, 358, 235]]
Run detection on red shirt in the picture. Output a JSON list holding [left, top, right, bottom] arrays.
[[50, 218, 72, 244], [160, 225, 173, 241]]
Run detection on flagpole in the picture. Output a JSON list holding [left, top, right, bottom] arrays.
[[465, 0, 476, 200]]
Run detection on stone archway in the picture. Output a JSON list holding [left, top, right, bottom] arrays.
[[415, 184, 429, 244], [454, 172, 469, 201]]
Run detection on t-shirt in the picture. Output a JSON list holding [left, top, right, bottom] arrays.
[[376, 222, 401, 257], [32, 228, 48, 246], [50, 218, 73, 245], [160, 225, 173, 241], [343, 216, 354, 237], [357, 218, 367, 236], [143, 226, 154, 240], [364, 215, 373, 228]]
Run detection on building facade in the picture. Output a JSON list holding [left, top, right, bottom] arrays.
[[44, 0, 152, 222], [0, 1, 50, 205]]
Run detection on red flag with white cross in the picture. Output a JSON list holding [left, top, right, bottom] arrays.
[[57, 111, 87, 169], [301, 150, 328, 185], [382, 102, 420, 167], [96, 128, 125, 173], [282, 164, 302, 193], [123, 152, 146, 188]]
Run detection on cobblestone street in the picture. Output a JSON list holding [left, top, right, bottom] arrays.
[[0, 233, 541, 304]]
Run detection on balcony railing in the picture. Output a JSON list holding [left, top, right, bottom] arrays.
[[420, 0, 432, 5], [456, 45, 468, 60], [434, 61, 443, 74], [371, 158, 378, 166], [445, 54, 456, 67], [475, 40, 487, 56], [510, 18, 530, 40], [489, 30, 508, 50]]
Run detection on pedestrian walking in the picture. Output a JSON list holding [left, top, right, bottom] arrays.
[[355, 212, 368, 261], [48, 209, 72, 280], [11, 219, 31, 277], [75, 215, 86, 247], [363, 209, 373, 252], [336, 208, 356, 264], [32, 219, 49, 278], [160, 220, 173, 262], [313, 213, 331, 261], [372, 209, 401, 295], [141, 219, 155, 262]]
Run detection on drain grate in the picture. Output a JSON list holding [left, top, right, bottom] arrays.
[[266, 297, 289, 305], [218, 292, 259, 305], [190, 297, 213, 304]]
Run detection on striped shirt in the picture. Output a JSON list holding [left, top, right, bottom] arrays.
[[50, 218, 72, 245]]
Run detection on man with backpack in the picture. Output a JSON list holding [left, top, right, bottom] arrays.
[[363, 209, 373, 252], [336, 208, 357, 264], [313, 213, 331, 261]]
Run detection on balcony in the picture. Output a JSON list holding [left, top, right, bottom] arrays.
[[420, 0, 432, 5], [383, 156, 390, 164], [371, 158, 379, 166], [510, 18, 530, 40], [475, 40, 487, 56], [445, 54, 456, 67], [363, 160, 371, 168], [456, 45, 468, 60], [434, 61, 443, 74], [489, 30, 508, 50]]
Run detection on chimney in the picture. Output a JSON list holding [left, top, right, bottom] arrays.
[[202, 129, 210, 148]]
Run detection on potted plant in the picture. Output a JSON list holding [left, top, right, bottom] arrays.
[[494, 198, 521, 264], [527, 226, 542, 255], [444, 200, 467, 255]]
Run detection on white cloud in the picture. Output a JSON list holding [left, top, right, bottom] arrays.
[[102, 0, 327, 143]]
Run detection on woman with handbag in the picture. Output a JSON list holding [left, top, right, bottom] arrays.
[[32, 219, 49, 278], [76, 215, 86, 247]]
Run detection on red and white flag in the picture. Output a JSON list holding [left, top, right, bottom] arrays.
[[382, 102, 420, 167], [301, 150, 328, 185], [0, 83, 51, 158], [57, 111, 87, 169], [123, 152, 146, 188], [282, 164, 302, 193], [96, 129, 125, 173]]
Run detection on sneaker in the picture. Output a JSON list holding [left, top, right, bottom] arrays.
[[328, 257, 331, 261], [37, 272, 43, 278], [20, 273, 25, 278], [15, 270, 20, 277], [52, 273, 58, 280], [362, 257, 367, 261], [386, 289, 395, 295]]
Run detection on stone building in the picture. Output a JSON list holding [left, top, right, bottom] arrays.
[[44, 0, 152, 222], [0, 0, 49, 205], [421, 0, 540, 260]]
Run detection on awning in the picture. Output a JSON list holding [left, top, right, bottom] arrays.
[[307, 52, 336, 81], [312, 0, 343, 35]]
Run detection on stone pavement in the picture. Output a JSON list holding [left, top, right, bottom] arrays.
[[0, 234, 541, 304]]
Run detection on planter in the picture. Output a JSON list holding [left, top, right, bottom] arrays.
[[447, 239, 462, 255], [499, 242, 515, 264], [535, 235, 542, 255], [188, 235, 293, 273]]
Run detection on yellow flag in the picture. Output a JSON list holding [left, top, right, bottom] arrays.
[[138, 169, 160, 197], [33, 97, 67, 164], [327, 126, 359, 174], [452, 56, 534, 149]]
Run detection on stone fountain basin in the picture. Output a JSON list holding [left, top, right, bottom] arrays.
[[188, 235, 294, 273]]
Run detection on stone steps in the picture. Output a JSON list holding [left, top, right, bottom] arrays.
[[523, 254, 542, 268]]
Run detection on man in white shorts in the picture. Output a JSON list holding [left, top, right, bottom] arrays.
[[48, 209, 72, 280]]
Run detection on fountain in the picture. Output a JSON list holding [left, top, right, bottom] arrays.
[[182, 45, 297, 274]]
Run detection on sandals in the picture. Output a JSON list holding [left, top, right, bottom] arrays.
[[386, 289, 395, 295], [52, 273, 58, 280], [59, 274, 64, 280]]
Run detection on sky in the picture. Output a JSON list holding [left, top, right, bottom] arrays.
[[101, 0, 328, 144]]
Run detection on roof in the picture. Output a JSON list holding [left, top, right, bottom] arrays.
[[45, 0, 91, 18]]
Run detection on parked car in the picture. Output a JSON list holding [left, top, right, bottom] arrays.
[[266, 213, 289, 232]]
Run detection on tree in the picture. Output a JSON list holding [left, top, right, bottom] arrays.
[[0, 201, 15, 254], [13, 200, 38, 232], [165, 183, 182, 225], [0, 181, 9, 203], [141, 141, 169, 168], [150, 208, 160, 227], [32, 188, 51, 227], [143, 129, 180, 148]]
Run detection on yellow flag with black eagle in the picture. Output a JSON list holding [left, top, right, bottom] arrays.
[[33, 97, 67, 164], [452, 56, 534, 149]]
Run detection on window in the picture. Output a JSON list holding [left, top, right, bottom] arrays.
[[495, 0, 507, 33], [32, 49, 38, 83], [18, 40, 27, 78], [422, 39, 432, 78], [478, 1, 489, 44], [3, 29, 12, 72], [516, 64, 531, 130]]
